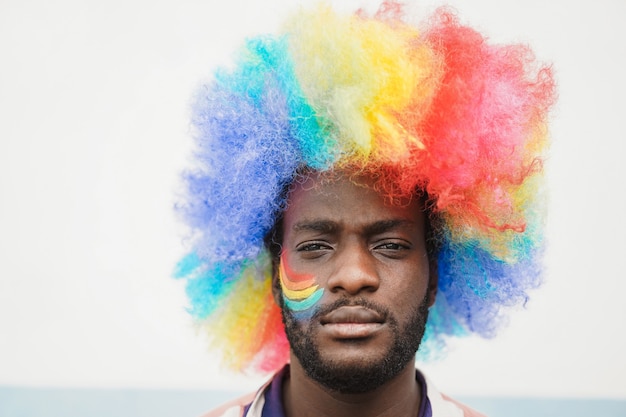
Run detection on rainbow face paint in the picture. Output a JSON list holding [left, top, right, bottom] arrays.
[[279, 254, 324, 317]]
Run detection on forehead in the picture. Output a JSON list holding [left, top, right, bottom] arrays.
[[282, 172, 425, 229]]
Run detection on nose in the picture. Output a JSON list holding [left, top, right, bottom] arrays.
[[326, 243, 380, 295]]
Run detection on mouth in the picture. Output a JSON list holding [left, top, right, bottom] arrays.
[[319, 306, 384, 339]]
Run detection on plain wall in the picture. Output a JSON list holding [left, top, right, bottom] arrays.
[[1, 0, 624, 399]]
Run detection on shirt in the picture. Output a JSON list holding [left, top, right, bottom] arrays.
[[201, 365, 487, 417]]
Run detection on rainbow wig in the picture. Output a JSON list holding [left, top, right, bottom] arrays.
[[175, 1, 555, 373]]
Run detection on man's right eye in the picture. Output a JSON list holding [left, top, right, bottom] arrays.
[[297, 242, 329, 252]]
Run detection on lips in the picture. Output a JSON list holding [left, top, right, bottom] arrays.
[[320, 306, 384, 339]]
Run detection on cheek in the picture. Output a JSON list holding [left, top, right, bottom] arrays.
[[384, 260, 431, 301], [279, 254, 324, 318]]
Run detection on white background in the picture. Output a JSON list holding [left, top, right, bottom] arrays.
[[1, 0, 624, 399]]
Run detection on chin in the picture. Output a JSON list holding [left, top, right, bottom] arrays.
[[288, 322, 421, 394], [304, 350, 414, 394], [280, 294, 430, 394]]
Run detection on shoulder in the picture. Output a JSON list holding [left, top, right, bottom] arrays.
[[198, 391, 257, 417], [420, 371, 488, 417], [198, 367, 286, 417], [439, 393, 488, 417]]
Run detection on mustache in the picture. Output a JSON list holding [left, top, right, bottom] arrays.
[[310, 297, 391, 322]]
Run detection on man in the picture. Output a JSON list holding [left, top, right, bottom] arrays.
[[175, 2, 555, 416]]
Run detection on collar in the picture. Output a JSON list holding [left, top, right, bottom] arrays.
[[245, 365, 444, 417]]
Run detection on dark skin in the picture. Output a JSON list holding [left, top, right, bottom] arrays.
[[271, 172, 438, 417]]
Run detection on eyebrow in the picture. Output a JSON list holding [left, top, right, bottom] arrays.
[[292, 220, 338, 234], [292, 219, 415, 235], [363, 219, 415, 236]]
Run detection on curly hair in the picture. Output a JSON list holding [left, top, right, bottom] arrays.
[[174, 1, 556, 373]]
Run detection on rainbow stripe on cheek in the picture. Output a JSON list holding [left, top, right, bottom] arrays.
[[279, 255, 324, 317]]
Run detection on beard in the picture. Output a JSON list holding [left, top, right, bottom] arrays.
[[280, 294, 430, 394]]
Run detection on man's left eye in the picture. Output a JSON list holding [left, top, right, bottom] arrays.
[[375, 242, 406, 250]]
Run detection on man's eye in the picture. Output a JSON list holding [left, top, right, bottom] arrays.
[[297, 243, 329, 252], [377, 243, 402, 250], [374, 242, 410, 252]]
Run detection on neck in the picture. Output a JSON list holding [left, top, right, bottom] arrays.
[[283, 356, 421, 417]]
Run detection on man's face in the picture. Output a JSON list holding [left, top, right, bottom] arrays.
[[275, 172, 436, 393]]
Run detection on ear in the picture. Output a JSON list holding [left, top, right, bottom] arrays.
[[271, 257, 283, 306], [427, 257, 438, 307]]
